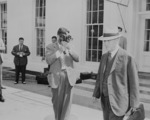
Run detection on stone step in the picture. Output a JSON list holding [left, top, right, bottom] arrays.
[[73, 84, 150, 112], [139, 72, 150, 79]]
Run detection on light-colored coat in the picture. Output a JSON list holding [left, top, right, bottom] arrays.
[[46, 42, 79, 88], [93, 48, 139, 116], [0, 38, 5, 64]]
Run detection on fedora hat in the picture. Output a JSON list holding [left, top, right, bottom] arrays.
[[99, 26, 121, 41]]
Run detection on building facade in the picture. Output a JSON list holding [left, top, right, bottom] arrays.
[[0, 0, 150, 73]]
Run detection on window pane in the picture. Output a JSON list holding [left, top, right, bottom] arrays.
[[92, 12, 98, 23], [87, 38, 92, 49], [145, 30, 150, 40], [98, 40, 102, 50], [86, 50, 91, 61], [93, 25, 98, 37], [144, 41, 150, 51], [98, 50, 102, 62], [145, 19, 150, 29], [36, 0, 40, 7], [93, 0, 98, 11], [87, 0, 92, 11], [99, 0, 104, 10], [146, 4, 150, 11], [147, 0, 150, 3], [87, 25, 92, 37], [92, 50, 97, 62], [93, 38, 98, 49], [99, 11, 103, 23], [87, 12, 91, 24], [99, 25, 103, 37]]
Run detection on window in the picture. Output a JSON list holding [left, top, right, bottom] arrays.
[[35, 0, 46, 57], [144, 19, 150, 51], [146, 0, 150, 11], [0, 3, 7, 53], [86, 0, 104, 62]]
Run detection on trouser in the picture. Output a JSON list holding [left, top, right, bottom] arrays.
[[51, 70, 73, 120], [0, 64, 2, 97], [15, 65, 26, 83], [101, 94, 124, 120]]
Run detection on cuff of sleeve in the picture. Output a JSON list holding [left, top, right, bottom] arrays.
[[56, 51, 61, 58]]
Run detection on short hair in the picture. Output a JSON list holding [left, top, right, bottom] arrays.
[[57, 27, 69, 36], [118, 26, 122, 32], [52, 36, 57, 40], [19, 37, 24, 40]]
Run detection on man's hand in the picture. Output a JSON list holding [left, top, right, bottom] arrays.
[[17, 52, 19, 55], [22, 52, 25, 56], [92, 97, 99, 103], [65, 43, 71, 50]]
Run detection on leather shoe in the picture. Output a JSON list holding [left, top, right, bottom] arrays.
[[22, 82, 26, 84], [0, 97, 5, 102], [14, 82, 18, 84]]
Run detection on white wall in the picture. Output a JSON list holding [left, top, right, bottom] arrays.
[[1, 0, 139, 73], [3, 0, 34, 69]]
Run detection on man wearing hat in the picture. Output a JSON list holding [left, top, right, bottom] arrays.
[[46, 27, 79, 120], [93, 26, 139, 120]]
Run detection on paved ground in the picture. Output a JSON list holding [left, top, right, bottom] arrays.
[[1, 80, 150, 120], [1, 85, 103, 120]]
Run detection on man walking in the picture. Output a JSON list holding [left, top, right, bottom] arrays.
[[46, 27, 79, 120], [11, 37, 30, 84], [93, 26, 139, 120], [0, 38, 5, 102]]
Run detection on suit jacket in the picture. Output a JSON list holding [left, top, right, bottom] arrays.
[[46, 42, 79, 88], [11, 44, 30, 66], [93, 48, 139, 116], [119, 36, 127, 50]]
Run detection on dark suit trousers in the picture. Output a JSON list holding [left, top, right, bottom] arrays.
[[15, 65, 26, 83], [51, 70, 73, 120], [101, 94, 124, 120]]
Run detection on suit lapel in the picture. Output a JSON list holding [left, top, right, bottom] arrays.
[[100, 53, 108, 80], [109, 48, 122, 74]]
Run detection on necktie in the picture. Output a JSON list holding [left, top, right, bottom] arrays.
[[20, 45, 23, 51], [107, 52, 112, 64]]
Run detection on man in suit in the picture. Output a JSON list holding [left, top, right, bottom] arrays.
[[93, 26, 139, 120], [118, 26, 127, 50], [46, 36, 57, 87], [11, 37, 30, 84], [0, 38, 5, 102], [46, 27, 79, 120]]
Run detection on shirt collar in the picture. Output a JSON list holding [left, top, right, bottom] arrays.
[[109, 45, 119, 58]]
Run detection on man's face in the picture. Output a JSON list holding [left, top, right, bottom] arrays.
[[52, 38, 57, 43], [58, 33, 69, 45], [104, 38, 119, 52], [19, 39, 24, 45]]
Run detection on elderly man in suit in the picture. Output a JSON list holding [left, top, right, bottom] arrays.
[[0, 38, 5, 102], [11, 37, 30, 84], [93, 26, 140, 120], [46, 27, 79, 120]]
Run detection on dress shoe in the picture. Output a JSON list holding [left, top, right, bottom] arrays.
[[22, 82, 26, 84], [0, 97, 5, 102], [14, 82, 18, 84]]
